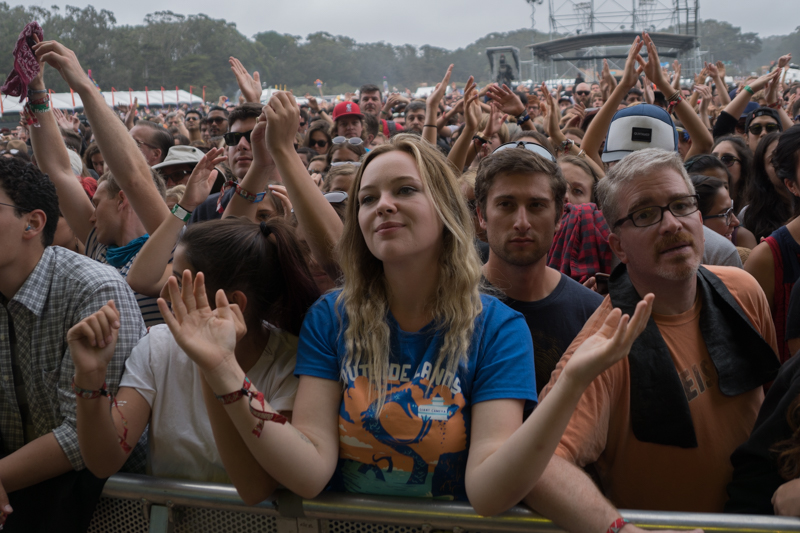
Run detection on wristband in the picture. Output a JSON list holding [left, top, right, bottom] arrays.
[[606, 517, 630, 533], [171, 203, 192, 222], [560, 139, 575, 153], [27, 88, 47, 95], [743, 85, 754, 95], [72, 378, 132, 453], [423, 124, 437, 128], [516, 113, 531, 125], [768, 101, 782, 109], [215, 376, 288, 437], [235, 183, 266, 203]]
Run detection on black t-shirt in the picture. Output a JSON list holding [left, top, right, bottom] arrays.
[[499, 272, 603, 394], [785, 280, 800, 344], [188, 187, 235, 224]]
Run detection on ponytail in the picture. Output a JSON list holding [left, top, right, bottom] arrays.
[[180, 217, 319, 336]]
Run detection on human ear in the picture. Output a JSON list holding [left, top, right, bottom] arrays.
[[608, 233, 628, 264]]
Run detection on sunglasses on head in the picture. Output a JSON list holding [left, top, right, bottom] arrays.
[[492, 141, 556, 162], [310, 139, 328, 148], [748, 123, 780, 136], [223, 130, 252, 146], [332, 136, 364, 146], [330, 161, 362, 167], [323, 191, 348, 204]]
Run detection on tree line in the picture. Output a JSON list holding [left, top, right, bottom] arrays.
[[1, 3, 797, 101]]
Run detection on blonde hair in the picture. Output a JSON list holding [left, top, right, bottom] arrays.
[[478, 114, 510, 144], [336, 134, 483, 412]]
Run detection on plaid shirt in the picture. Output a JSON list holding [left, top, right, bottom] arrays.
[[548, 203, 613, 284], [0, 246, 145, 470]]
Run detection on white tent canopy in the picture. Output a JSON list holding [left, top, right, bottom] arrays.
[[1, 89, 203, 115]]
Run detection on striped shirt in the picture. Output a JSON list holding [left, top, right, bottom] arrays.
[[85, 228, 164, 328], [0, 246, 145, 469]]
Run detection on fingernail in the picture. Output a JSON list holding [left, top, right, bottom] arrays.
[[114, 321, 120, 328], [4, 505, 12, 512]]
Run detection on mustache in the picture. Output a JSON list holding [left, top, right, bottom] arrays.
[[655, 232, 696, 254]]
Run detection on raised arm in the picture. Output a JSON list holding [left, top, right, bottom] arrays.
[[25, 45, 95, 243], [34, 40, 170, 235], [424, 64, 453, 146], [447, 77, 480, 174], [127, 149, 226, 297], [638, 33, 712, 158], [583, 36, 644, 169], [487, 83, 534, 131], [230, 57, 263, 104], [264, 93, 344, 279], [766, 54, 794, 131], [69, 301, 152, 478], [158, 273, 341, 498]]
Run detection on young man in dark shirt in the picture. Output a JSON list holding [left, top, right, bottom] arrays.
[[474, 146, 602, 393]]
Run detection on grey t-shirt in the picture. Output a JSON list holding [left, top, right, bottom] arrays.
[[702, 225, 743, 268]]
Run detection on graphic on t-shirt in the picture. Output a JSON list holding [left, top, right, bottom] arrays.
[[336, 366, 468, 499]]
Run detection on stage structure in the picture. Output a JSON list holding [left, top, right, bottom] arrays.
[[525, 0, 702, 84]]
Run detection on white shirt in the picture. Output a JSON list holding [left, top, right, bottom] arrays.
[[120, 324, 299, 482]]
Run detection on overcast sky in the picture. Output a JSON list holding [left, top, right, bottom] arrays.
[[32, 0, 798, 50]]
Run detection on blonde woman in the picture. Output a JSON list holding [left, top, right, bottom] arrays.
[[154, 93, 654, 520]]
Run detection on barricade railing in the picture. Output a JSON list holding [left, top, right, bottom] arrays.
[[87, 473, 800, 533]]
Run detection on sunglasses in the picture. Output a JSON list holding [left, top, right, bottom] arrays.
[[309, 139, 328, 148], [162, 169, 193, 183], [492, 141, 556, 162], [748, 123, 780, 136], [299, 121, 307, 127], [332, 136, 364, 146], [323, 191, 348, 204], [207, 116, 227, 125], [717, 154, 741, 167], [575, 91, 591, 96], [223, 130, 253, 146]]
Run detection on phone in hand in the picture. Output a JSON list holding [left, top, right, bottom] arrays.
[[594, 273, 610, 295]]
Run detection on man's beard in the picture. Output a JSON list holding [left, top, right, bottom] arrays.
[[653, 231, 701, 281]]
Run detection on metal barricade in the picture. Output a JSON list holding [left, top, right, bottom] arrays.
[[87, 473, 800, 533]]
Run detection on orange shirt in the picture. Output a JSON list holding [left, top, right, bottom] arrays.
[[540, 266, 778, 512]]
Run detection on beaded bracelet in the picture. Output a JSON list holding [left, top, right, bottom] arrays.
[[72, 378, 132, 453], [215, 376, 287, 437], [235, 183, 266, 204]]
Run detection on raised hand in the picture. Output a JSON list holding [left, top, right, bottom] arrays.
[[68, 300, 121, 388], [704, 61, 719, 78], [32, 40, 93, 93], [486, 83, 526, 117], [563, 294, 654, 389], [749, 68, 782, 94], [157, 271, 243, 373], [267, 184, 293, 222], [52, 106, 75, 132], [181, 147, 227, 210], [778, 53, 792, 70], [540, 81, 562, 141], [463, 77, 481, 133], [483, 102, 507, 139], [427, 64, 453, 108], [637, 33, 669, 89], [306, 95, 320, 113], [716, 61, 726, 80], [619, 36, 644, 89], [264, 92, 301, 155]]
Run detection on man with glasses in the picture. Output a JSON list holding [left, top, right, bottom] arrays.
[[744, 107, 782, 152], [539, 148, 780, 512], [129, 121, 173, 167], [205, 105, 229, 141], [573, 82, 592, 107], [184, 109, 203, 143], [189, 103, 277, 223], [152, 146, 205, 187]]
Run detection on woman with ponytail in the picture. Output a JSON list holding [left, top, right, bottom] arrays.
[[68, 150, 319, 505]]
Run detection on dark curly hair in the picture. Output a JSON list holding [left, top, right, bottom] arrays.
[[773, 124, 800, 218], [742, 132, 790, 241], [0, 158, 59, 247]]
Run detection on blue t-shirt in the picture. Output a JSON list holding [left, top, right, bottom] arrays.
[[295, 292, 537, 501]]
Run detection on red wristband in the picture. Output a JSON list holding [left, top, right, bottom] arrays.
[[607, 517, 629, 533], [72, 378, 132, 453], [215, 376, 287, 437]]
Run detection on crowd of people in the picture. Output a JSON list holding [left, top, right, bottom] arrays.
[[3, 22, 800, 532]]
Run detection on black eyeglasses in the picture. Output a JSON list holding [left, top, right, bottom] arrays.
[[223, 130, 253, 146], [207, 116, 227, 125], [492, 141, 556, 162], [299, 121, 307, 127], [575, 91, 591, 96], [614, 195, 700, 228], [0, 201, 32, 212], [703, 204, 735, 225], [134, 139, 158, 151], [716, 154, 741, 167], [309, 139, 328, 148], [748, 123, 780, 136]]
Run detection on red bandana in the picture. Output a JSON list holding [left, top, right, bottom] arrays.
[[1, 22, 44, 101]]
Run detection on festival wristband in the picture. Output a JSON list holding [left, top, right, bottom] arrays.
[[606, 517, 630, 533], [170, 203, 192, 223], [215, 376, 287, 437], [516, 113, 531, 125], [235, 184, 266, 204], [72, 378, 132, 453], [743, 85, 754, 96]]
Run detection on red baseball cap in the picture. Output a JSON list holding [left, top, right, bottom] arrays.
[[332, 101, 363, 120]]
